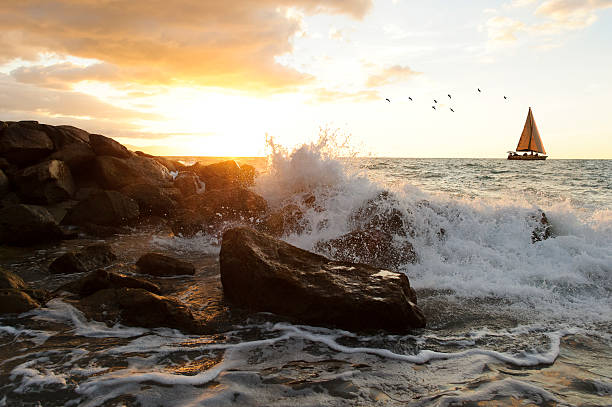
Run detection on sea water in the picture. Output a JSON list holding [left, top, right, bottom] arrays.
[[0, 142, 610, 406]]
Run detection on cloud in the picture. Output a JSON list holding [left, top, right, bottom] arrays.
[[311, 88, 380, 102], [366, 65, 421, 88], [0, 0, 372, 91], [485, 16, 527, 42], [535, 0, 612, 28]]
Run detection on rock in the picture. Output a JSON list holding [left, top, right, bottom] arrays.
[[60, 269, 160, 297], [42, 124, 90, 149], [62, 190, 139, 226], [174, 171, 202, 197], [120, 183, 177, 217], [0, 123, 54, 165], [315, 229, 417, 271], [184, 186, 268, 223], [0, 289, 40, 314], [190, 160, 255, 191], [0, 169, 8, 197], [89, 133, 131, 158], [220, 227, 426, 332], [0, 192, 20, 209], [80, 223, 128, 238], [93, 155, 172, 190], [0, 204, 64, 245], [261, 204, 306, 236], [49, 244, 117, 274], [0, 268, 27, 290], [49, 142, 96, 173], [350, 191, 407, 236], [77, 288, 202, 333], [14, 160, 75, 204], [170, 209, 212, 237], [0, 157, 10, 170], [531, 211, 553, 243], [136, 253, 195, 276]]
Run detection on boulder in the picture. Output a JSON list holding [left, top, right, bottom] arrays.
[[49, 142, 96, 173], [190, 160, 255, 191], [81, 223, 128, 238], [170, 208, 212, 237], [0, 204, 64, 245], [14, 160, 75, 204], [89, 133, 131, 158], [135, 253, 195, 276], [0, 289, 40, 314], [184, 186, 268, 222], [0, 169, 8, 197], [220, 227, 426, 332], [77, 288, 202, 333], [0, 268, 28, 290], [315, 229, 417, 271], [49, 244, 117, 275], [41, 124, 90, 149], [120, 183, 177, 217], [0, 123, 54, 165], [350, 191, 407, 236], [261, 204, 307, 236], [93, 155, 172, 190], [531, 211, 553, 243], [174, 171, 201, 197], [62, 190, 139, 226], [60, 269, 160, 297]]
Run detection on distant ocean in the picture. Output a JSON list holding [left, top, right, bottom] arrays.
[[1, 148, 610, 406]]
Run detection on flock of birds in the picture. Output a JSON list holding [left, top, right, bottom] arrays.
[[384, 88, 509, 112]]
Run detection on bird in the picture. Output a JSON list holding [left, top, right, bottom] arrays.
[[408, 97, 413, 101], [504, 96, 508, 100], [434, 99, 438, 103], [432, 106, 436, 110], [450, 108, 455, 112], [478, 88, 481, 93], [448, 94, 452, 99], [385, 98, 391, 103]]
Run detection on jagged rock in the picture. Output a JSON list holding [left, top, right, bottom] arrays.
[[531, 211, 553, 243], [190, 160, 255, 191], [174, 171, 201, 197], [49, 142, 96, 173], [14, 160, 75, 204], [183, 186, 268, 222], [220, 227, 426, 332], [0, 268, 27, 290], [77, 288, 203, 333], [171, 209, 212, 237], [0, 122, 54, 165], [42, 125, 90, 149], [261, 204, 306, 236], [0, 289, 40, 314], [315, 229, 417, 271], [0, 204, 64, 245], [0, 169, 8, 197], [62, 190, 139, 226], [89, 133, 131, 158], [93, 155, 172, 190], [49, 244, 117, 274], [60, 269, 160, 297], [120, 183, 177, 217], [136, 253, 195, 276], [350, 191, 407, 236]]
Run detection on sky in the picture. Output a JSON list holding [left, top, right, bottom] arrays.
[[1, 0, 611, 158]]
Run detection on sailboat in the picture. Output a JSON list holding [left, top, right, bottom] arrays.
[[507, 107, 547, 160]]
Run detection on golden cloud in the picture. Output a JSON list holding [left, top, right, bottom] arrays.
[[0, 0, 372, 90], [366, 65, 421, 88]]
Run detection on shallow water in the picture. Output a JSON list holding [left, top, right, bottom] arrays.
[[1, 152, 610, 406]]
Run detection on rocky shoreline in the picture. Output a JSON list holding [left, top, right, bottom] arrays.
[[0, 120, 437, 334]]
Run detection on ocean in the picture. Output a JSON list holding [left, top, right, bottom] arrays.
[[0, 142, 610, 406]]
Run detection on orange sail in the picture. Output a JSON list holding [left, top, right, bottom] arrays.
[[516, 107, 546, 154]]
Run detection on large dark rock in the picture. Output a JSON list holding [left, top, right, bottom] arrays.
[[60, 269, 160, 297], [184, 186, 268, 222], [62, 190, 139, 226], [49, 143, 96, 173], [77, 288, 203, 333], [93, 155, 172, 190], [120, 183, 177, 217], [174, 171, 201, 197], [350, 191, 408, 236], [136, 253, 196, 276], [170, 208, 211, 237], [315, 229, 417, 271], [220, 227, 426, 332], [0, 289, 40, 314], [49, 244, 117, 274], [531, 211, 553, 243], [190, 160, 255, 191], [14, 160, 75, 204], [0, 204, 64, 245], [261, 204, 307, 237], [0, 268, 27, 290], [0, 169, 8, 197], [0, 123, 54, 165], [42, 124, 90, 149], [89, 133, 131, 158]]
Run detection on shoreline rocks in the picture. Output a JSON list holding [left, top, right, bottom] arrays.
[[49, 244, 117, 274], [136, 253, 196, 276]]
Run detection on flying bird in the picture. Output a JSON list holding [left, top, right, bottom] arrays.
[[504, 96, 508, 100], [450, 108, 455, 112], [434, 99, 438, 103], [385, 98, 391, 103], [448, 94, 452, 99], [478, 88, 481, 93], [408, 97, 413, 101], [432, 106, 436, 110]]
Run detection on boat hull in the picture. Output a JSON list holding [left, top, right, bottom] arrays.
[[507, 155, 547, 160]]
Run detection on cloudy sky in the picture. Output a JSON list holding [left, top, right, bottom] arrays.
[[1, 0, 611, 158]]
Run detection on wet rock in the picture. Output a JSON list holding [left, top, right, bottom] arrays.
[[14, 160, 75, 204], [77, 288, 203, 333], [190, 160, 255, 191], [49, 244, 117, 274], [0, 122, 54, 165], [80, 223, 128, 238], [60, 269, 160, 297], [49, 142, 96, 173], [261, 204, 306, 236], [174, 171, 201, 197], [0, 268, 27, 290], [0, 204, 64, 245], [0, 289, 40, 314], [136, 253, 196, 276], [531, 211, 553, 243], [315, 229, 417, 271], [0, 169, 8, 197], [170, 208, 213, 237], [62, 190, 139, 226], [120, 183, 177, 217], [183, 186, 268, 223], [89, 133, 131, 158], [220, 227, 426, 333], [93, 155, 172, 190], [350, 191, 407, 236]]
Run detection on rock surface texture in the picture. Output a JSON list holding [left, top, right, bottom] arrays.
[[136, 253, 196, 276], [49, 244, 117, 274]]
